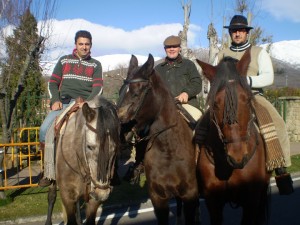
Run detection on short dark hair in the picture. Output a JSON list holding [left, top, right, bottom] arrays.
[[74, 30, 92, 44]]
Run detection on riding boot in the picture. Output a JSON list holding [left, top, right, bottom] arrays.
[[123, 140, 146, 184], [195, 111, 210, 147], [275, 167, 294, 195], [38, 142, 53, 187], [110, 160, 121, 186]]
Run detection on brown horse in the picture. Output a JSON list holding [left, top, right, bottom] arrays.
[[45, 96, 120, 225], [195, 48, 271, 225], [117, 54, 199, 225]]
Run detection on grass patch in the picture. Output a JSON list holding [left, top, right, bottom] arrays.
[[288, 154, 300, 174], [0, 187, 62, 221], [0, 176, 148, 222], [0, 154, 299, 222]]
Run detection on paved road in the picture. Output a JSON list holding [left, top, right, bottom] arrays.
[[5, 174, 300, 225], [2, 142, 300, 225]]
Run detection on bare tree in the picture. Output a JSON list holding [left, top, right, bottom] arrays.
[[179, 0, 191, 58], [178, 0, 210, 102]]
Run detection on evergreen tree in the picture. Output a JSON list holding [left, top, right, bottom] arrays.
[[2, 9, 45, 128]]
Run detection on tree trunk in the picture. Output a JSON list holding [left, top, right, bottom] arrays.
[[179, 1, 191, 58]]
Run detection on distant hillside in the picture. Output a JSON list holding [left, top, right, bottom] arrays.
[[102, 55, 300, 102], [272, 58, 300, 88]]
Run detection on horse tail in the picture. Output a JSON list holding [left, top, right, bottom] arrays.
[[97, 97, 120, 182]]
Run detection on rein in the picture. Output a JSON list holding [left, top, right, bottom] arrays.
[[132, 123, 177, 152], [59, 109, 112, 191], [120, 77, 178, 151]]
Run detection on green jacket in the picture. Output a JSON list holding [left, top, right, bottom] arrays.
[[155, 55, 202, 108]]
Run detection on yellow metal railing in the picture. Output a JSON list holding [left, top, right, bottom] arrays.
[[0, 127, 43, 190]]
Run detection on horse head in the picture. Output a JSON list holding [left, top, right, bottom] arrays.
[[79, 96, 119, 201], [117, 54, 158, 130], [196, 48, 256, 169]]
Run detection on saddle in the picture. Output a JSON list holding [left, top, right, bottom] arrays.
[[176, 102, 202, 130], [54, 97, 84, 137]]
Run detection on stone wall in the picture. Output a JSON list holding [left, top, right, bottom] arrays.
[[278, 96, 300, 142]]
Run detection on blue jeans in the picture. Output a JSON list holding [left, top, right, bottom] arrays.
[[39, 101, 74, 142]]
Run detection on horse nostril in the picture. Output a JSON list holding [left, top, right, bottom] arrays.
[[227, 155, 245, 169]]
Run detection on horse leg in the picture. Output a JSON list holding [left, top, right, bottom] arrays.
[[45, 181, 57, 225], [85, 199, 101, 225], [175, 197, 184, 225], [76, 201, 82, 225], [195, 200, 201, 225], [152, 198, 169, 225], [183, 198, 198, 225], [206, 198, 225, 225], [61, 197, 80, 225], [241, 186, 270, 225]]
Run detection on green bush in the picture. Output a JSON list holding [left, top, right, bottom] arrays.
[[265, 87, 300, 102]]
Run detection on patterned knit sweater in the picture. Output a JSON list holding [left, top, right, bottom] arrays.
[[48, 50, 103, 104]]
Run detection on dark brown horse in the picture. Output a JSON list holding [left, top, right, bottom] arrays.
[[45, 96, 120, 225], [195, 49, 271, 225], [117, 54, 199, 225]]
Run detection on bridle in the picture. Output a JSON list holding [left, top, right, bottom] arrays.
[[84, 120, 115, 190], [209, 84, 259, 169], [118, 78, 151, 121], [59, 108, 114, 191], [118, 77, 177, 150]]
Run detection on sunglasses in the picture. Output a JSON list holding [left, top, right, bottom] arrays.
[[229, 28, 248, 33]]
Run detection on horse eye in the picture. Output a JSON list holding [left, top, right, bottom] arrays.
[[87, 145, 94, 151], [213, 103, 219, 110]]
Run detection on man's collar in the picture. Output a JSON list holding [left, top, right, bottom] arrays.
[[230, 41, 251, 52], [162, 54, 183, 65]]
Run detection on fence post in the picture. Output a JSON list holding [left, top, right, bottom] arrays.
[[0, 147, 6, 199]]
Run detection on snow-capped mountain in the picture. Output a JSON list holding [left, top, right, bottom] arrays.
[[40, 40, 300, 76], [262, 40, 300, 69], [40, 54, 162, 76]]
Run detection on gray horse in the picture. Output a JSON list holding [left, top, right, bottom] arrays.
[[45, 95, 120, 225]]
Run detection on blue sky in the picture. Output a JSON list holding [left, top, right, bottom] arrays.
[[34, 0, 300, 59]]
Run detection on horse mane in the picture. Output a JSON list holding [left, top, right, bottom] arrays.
[[207, 56, 253, 124], [96, 97, 120, 182]]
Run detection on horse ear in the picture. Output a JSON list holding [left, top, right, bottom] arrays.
[[82, 102, 96, 122], [127, 55, 139, 79], [140, 54, 154, 79], [196, 59, 216, 82], [236, 47, 251, 76]]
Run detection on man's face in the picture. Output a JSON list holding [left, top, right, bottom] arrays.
[[75, 37, 92, 58], [230, 28, 248, 45], [164, 45, 181, 59]]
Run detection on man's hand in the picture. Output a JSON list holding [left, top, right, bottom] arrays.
[[51, 101, 63, 110], [175, 92, 189, 103]]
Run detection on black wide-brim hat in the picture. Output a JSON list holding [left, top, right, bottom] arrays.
[[224, 15, 253, 30]]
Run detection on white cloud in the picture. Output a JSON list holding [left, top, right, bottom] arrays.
[[40, 19, 202, 61], [262, 0, 300, 22]]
